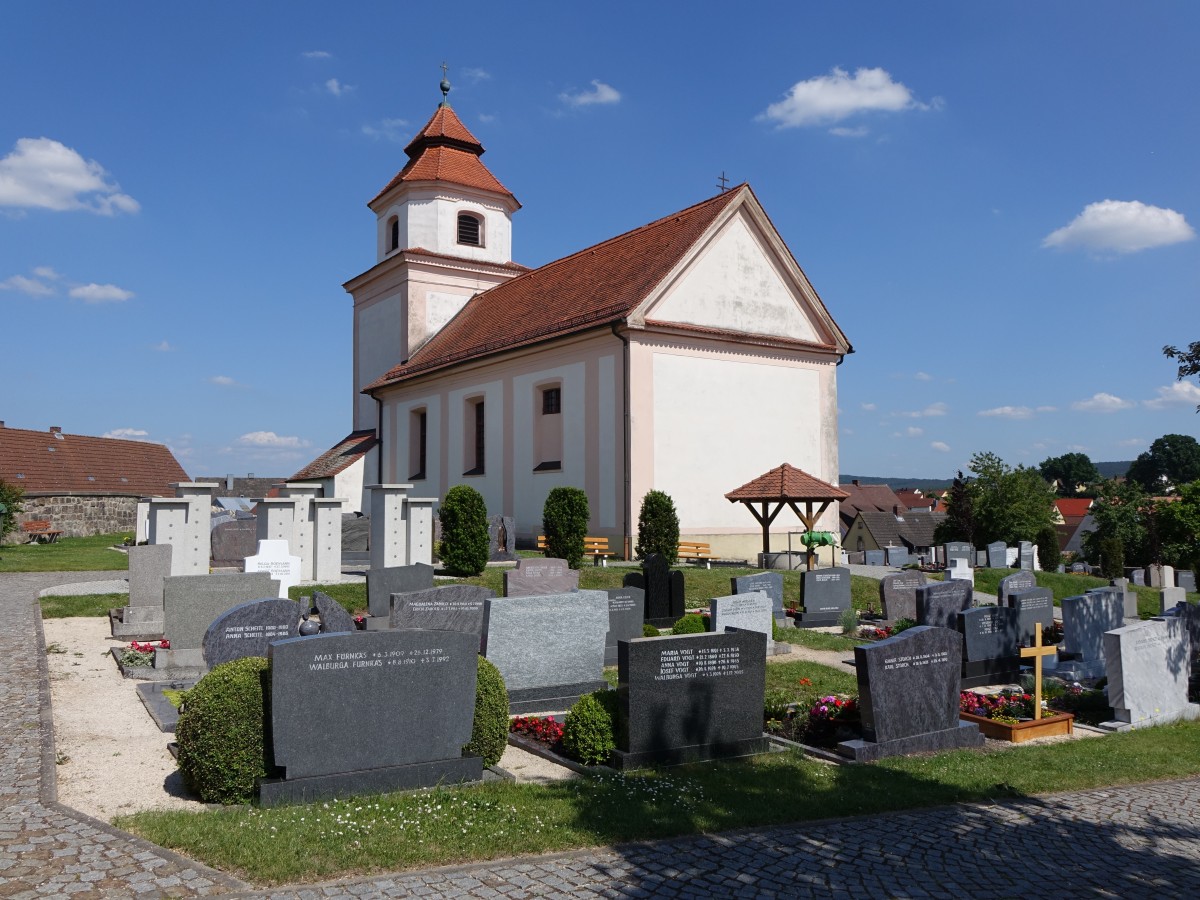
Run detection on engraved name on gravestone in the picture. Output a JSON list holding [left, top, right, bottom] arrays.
[[503, 559, 579, 597], [864, 550, 885, 567], [997, 570, 1036, 606], [731, 572, 784, 622], [244, 540, 302, 598], [162, 572, 280, 650], [915, 579, 973, 629], [613, 629, 768, 769], [1102, 617, 1200, 730], [390, 585, 493, 647], [202, 598, 299, 667], [796, 567, 851, 627], [884, 546, 910, 567], [624, 554, 684, 627], [957, 605, 1020, 688], [944, 542, 973, 568], [986, 542, 1007, 569], [1010, 587, 1055, 648], [604, 587, 645, 667], [879, 571, 927, 621], [366, 563, 435, 619], [710, 592, 773, 654], [312, 591, 356, 634]]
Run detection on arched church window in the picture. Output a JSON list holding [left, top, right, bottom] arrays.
[[457, 212, 482, 246], [388, 216, 400, 252]]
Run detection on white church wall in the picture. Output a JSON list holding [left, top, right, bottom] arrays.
[[354, 292, 405, 429]]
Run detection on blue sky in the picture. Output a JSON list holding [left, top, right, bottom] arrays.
[[2, 2, 1197, 481]]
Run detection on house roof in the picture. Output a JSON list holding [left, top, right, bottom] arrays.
[[838, 481, 904, 529], [0, 424, 189, 497], [725, 463, 848, 502], [1055, 498, 1093, 519], [370, 106, 517, 207], [895, 489, 938, 511], [290, 430, 378, 480], [854, 509, 947, 550]]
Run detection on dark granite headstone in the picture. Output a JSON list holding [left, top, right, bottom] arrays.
[[1010, 587, 1055, 648], [837, 626, 984, 762], [604, 587, 645, 667], [915, 579, 973, 629], [313, 591, 356, 634], [976, 550, 989, 567], [342, 514, 369, 552], [625, 554, 684, 628], [1178, 570, 1197, 593], [731, 572, 785, 622], [210, 518, 259, 566], [997, 570, 1036, 606], [162, 572, 280, 651], [845, 551, 865, 565], [366, 563, 435, 619], [884, 546, 911, 567], [796, 567, 851, 628], [503, 565, 579, 597], [987, 541, 1007, 569], [943, 542, 973, 568], [391, 585, 493, 648], [1018, 541, 1035, 571], [879, 571, 927, 621], [261, 629, 481, 805], [864, 550, 885, 567], [957, 606, 1020, 688], [487, 515, 517, 562], [202, 598, 299, 667], [613, 629, 769, 769]]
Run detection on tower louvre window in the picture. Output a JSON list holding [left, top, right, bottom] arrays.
[[388, 216, 400, 252], [457, 212, 482, 246]]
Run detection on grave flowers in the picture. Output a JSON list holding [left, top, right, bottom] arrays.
[[959, 689, 1073, 742], [119, 639, 169, 667], [765, 691, 860, 747], [509, 715, 565, 747]]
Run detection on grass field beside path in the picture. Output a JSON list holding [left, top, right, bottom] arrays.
[[0, 533, 129, 572], [40, 592, 125, 618]]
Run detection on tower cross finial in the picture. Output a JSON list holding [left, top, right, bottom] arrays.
[[439, 62, 451, 107]]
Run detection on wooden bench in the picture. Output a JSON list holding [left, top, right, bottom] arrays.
[[21, 520, 63, 544], [537, 535, 613, 566], [677, 540, 719, 568]]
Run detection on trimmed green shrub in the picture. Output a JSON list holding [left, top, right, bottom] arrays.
[[438, 485, 490, 576], [1036, 524, 1062, 573], [839, 606, 858, 635], [892, 617, 917, 635], [175, 657, 272, 804], [463, 657, 508, 767], [635, 490, 680, 566], [0, 478, 23, 543], [562, 690, 618, 765], [641, 623, 660, 637], [1097, 536, 1125, 580], [671, 613, 707, 635], [542, 486, 590, 569]]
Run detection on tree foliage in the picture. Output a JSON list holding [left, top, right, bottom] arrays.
[[438, 484, 491, 576], [1083, 480, 1151, 566], [965, 451, 1058, 547], [1126, 434, 1200, 493], [1036, 524, 1062, 573], [1039, 452, 1100, 496], [1163, 341, 1200, 413], [0, 478, 24, 543], [933, 471, 976, 547], [1156, 480, 1200, 574], [635, 490, 680, 565], [542, 486, 590, 569]]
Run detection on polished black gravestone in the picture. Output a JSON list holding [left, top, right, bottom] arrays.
[[943, 542, 973, 568], [915, 580, 973, 629], [391, 585, 493, 649], [997, 570, 1036, 606], [957, 606, 1020, 688], [260, 629, 481, 806], [202, 598, 299, 667], [838, 626, 984, 762], [313, 591, 356, 634], [1010, 587, 1055, 648], [604, 587, 645, 667], [795, 567, 851, 628], [613, 629, 768, 769], [366, 563, 436, 619], [624, 554, 685, 628], [732, 572, 785, 623], [879, 571, 927, 621]]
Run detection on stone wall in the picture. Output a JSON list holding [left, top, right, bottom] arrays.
[[4, 495, 139, 543]]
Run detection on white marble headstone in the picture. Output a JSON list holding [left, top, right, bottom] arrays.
[[244, 539, 302, 598], [1102, 617, 1199, 730]]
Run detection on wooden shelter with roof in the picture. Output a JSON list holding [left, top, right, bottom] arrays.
[[725, 464, 849, 569]]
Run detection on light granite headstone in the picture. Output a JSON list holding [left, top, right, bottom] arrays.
[[1148, 565, 1175, 589], [1110, 578, 1139, 622], [948, 558, 974, 584], [162, 572, 279, 651], [202, 597, 299, 667], [1100, 616, 1200, 731], [244, 540, 302, 598], [879, 571, 927, 621], [604, 587, 645, 667], [884, 546, 911, 567], [987, 542, 1007, 569], [915, 579, 973, 629], [796, 567, 851, 628], [731, 572, 785, 623], [312, 591, 356, 634], [1058, 591, 1123, 680], [113, 544, 173, 640], [1131, 568, 1146, 587], [391, 585, 493, 648], [482, 590, 610, 712], [997, 570, 1036, 606], [366, 563, 435, 619], [1018, 541, 1035, 571], [1160, 586, 1186, 615], [1177, 570, 1197, 593], [710, 591, 773, 654], [864, 550, 885, 567]]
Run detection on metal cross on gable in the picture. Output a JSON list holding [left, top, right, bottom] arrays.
[[716, 171, 730, 193]]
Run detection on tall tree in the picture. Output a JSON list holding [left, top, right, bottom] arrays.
[[933, 471, 977, 546], [1156, 480, 1200, 572], [1126, 434, 1200, 493], [968, 451, 1058, 546], [1163, 341, 1200, 413], [1083, 479, 1152, 566], [1039, 452, 1100, 496]]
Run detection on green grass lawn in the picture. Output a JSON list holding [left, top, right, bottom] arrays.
[[117, 720, 1200, 885], [0, 532, 129, 572], [40, 592, 126, 618]]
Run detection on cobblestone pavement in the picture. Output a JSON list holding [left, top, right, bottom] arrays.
[[5, 572, 1200, 899]]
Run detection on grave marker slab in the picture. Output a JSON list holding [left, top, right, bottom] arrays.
[[503, 565, 580, 597], [987, 542, 1008, 569], [162, 572, 280, 652], [1058, 592, 1123, 680], [915, 580, 973, 629], [884, 546, 911, 567], [1100, 617, 1200, 731], [997, 570, 1036, 606], [624, 554, 684, 628], [366, 563, 435, 619], [976, 550, 989, 568], [1018, 541, 1035, 571], [202, 598, 299, 667], [947, 558, 974, 585], [210, 519, 258, 567], [795, 567, 851, 628], [1010, 587, 1056, 649], [838, 626, 984, 762], [613, 630, 769, 769], [864, 550, 885, 567], [1110, 578, 1139, 622], [312, 591, 356, 634], [1160, 586, 1186, 615], [1148, 565, 1175, 589], [732, 572, 785, 623], [710, 592, 773, 654], [487, 515, 517, 562], [879, 571, 927, 622], [604, 587, 645, 667], [391, 585, 493, 649], [957, 606, 1021, 688], [944, 542, 973, 569], [244, 540, 302, 598], [1131, 568, 1146, 586], [113, 544, 172, 640], [1177, 570, 1197, 593]]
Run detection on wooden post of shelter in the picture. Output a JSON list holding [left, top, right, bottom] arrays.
[[724, 464, 848, 571]]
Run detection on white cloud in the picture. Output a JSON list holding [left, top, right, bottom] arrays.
[[906, 427, 924, 437], [978, 406, 1034, 419], [1144, 381, 1200, 409], [560, 80, 621, 108], [236, 431, 310, 449], [931, 441, 951, 452], [209, 375, 238, 387], [829, 126, 869, 138], [1067, 444, 1089, 453], [0, 137, 140, 214], [1043, 199, 1194, 254], [302, 50, 331, 59], [325, 78, 353, 97], [1117, 437, 1145, 448], [914, 372, 933, 382], [361, 118, 409, 142], [69, 282, 133, 303], [102, 428, 149, 440], [898, 402, 948, 418], [153, 340, 172, 352], [0, 273, 55, 296], [32, 266, 60, 280], [462, 67, 491, 82], [477, 113, 497, 124], [759, 67, 930, 129], [1036, 406, 1058, 413], [860, 402, 877, 412], [1071, 392, 1134, 413]]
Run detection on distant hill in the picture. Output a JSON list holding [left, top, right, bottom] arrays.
[[842, 460, 1133, 490], [1095, 460, 1133, 478]]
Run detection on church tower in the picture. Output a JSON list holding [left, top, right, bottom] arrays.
[[346, 72, 522, 430]]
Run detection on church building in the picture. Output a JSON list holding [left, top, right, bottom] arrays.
[[294, 80, 852, 560]]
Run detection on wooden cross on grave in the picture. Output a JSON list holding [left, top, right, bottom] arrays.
[[1020, 627, 1057, 721]]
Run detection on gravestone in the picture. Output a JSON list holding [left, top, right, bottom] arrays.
[[957, 606, 1021, 688], [915, 579, 973, 629], [1131, 568, 1146, 587], [604, 587, 645, 667], [202, 597, 299, 667], [976, 550, 989, 567], [1110, 578, 1139, 622], [986, 541, 1007, 569], [482, 590, 610, 712], [1018, 541, 1035, 571], [1148, 565, 1175, 589], [157, 572, 280, 674], [1178, 570, 1197, 593], [795, 567, 851, 628], [943, 542, 973, 569], [864, 550, 885, 567], [845, 551, 865, 566], [342, 514, 369, 552], [210, 518, 259, 567], [997, 570, 1036, 606], [1010, 587, 1056, 649], [624, 554, 685, 628], [947, 557, 974, 584], [112, 544, 172, 640], [260, 629, 482, 806], [1057, 592, 1124, 680], [391, 585, 493, 649], [710, 592, 773, 654], [837, 626, 984, 762], [884, 546, 910, 567], [732, 572, 785, 624], [487, 515, 517, 562], [244, 540, 302, 598], [1160, 586, 1186, 615], [366, 563, 435, 619], [312, 590, 356, 634], [1099, 617, 1200, 732], [879, 571, 927, 622], [1166, 602, 1200, 673], [503, 557, 580, 597], [613, 629, 769, 769]]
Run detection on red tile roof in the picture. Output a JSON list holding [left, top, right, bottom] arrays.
[[365, 187, 746, 390], [1055, 498, 1093, 519], [725, 463, 848, 502], [0, 425, 189, 497], [291, 430, 378, 480], [371, 106, 517, 206]]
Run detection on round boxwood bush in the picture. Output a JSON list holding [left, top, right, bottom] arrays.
[[635, 489, 680, 566], [462, 657, 509, 767], [542, 486, 590, 569], [642, 623, 661, 637], [439, 484, 491, 576], [562, 690, 618, 765], [671, 613, 707, 635], [175, 656, 272, 804]]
